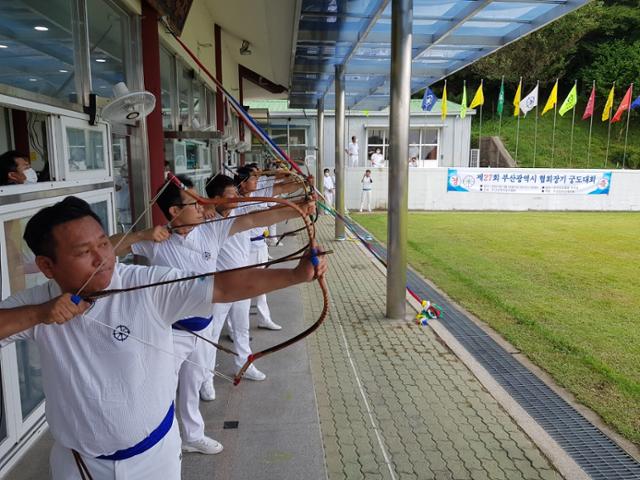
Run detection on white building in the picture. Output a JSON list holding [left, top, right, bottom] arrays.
[[246, 98, 474, 171]]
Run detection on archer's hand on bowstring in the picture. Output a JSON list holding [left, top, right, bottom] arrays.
[[202, 205, 217, 220], [110, 225, 170, 256], [293, 197, 316, 217]]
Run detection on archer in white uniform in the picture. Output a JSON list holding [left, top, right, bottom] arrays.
[[0, 196, 328, 479], [124, 175, 314, 455], [360, 170, 373, 212], [323, 168, 335, 207], [346, 136, 359, 167], [235, 166, 306, 332]]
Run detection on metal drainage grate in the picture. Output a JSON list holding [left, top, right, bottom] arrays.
[[348, 221, 640, 480]]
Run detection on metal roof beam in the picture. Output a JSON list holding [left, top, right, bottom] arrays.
[[413, 0, 493, 59], [318, 0, 390, 100], [436, 35, 505, 47]]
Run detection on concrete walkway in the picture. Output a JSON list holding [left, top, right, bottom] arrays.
[[7, 216, 561, 480]]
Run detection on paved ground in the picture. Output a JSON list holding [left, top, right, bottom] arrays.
[[303, 217, 560, 480], [6, 216, 561, 480]]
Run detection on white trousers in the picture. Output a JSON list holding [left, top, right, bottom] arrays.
[[50, 419, 181, 480], [360, 190, 372, 211], [324, 190, 334, 208], [210, 299, 251, 376], [250, 246, 272, 324], [349, 155, 359, 167], [173, 326, 213, 443]]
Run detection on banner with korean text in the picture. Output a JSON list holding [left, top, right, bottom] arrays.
[[447, 169, 612, 195]]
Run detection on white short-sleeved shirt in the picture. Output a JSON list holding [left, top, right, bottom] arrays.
[[323, 175, 335, 191], [362, 176, 373, 191], [131, 220, 233, 333], [371, 153, 384, 167], [347, 142, 359, 157], [0, 263, 213, 457], [256, 175, 275, 191], [217, 207, 251, 271], [248, 184, 274, 250]]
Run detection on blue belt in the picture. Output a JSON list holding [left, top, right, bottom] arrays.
[[97, 402, 174, 461], [172, 315, 213, 332]]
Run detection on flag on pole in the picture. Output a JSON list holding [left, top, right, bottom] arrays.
[[631, 95, 640, 110], [541, 80, 558, 116], [559, 84, 577, 116], [611, 85, 633, 123], [496, 79, 505, 116], [513, 79, 522, 117], [582, 84, 596, 120], [520, 84, 539, 116], [441, 82, 447, 121], [460, 83, 468, 119], [602, 85, 615, 121], [469, 81, 484, 109], [421, 87, 437, 112]]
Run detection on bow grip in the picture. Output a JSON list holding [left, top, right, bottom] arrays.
[[70, 295, 82, 305], [310, 248, 320, 267]]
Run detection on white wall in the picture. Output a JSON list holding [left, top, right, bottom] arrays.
[[322, 113, 472, 170], [345, 168, 640, 211]]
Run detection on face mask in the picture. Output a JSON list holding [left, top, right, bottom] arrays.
[[23, 168, 38, 184]]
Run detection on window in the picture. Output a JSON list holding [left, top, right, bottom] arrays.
[[410, 128, 439, 164], [112, 132, 132, 231], [270, 126, 308, 163], [367, 129, 388, 163], [0, 0, 78, 102], [366, 127, 439, 167], [192, 80, 203, 128], [86, 0, 130, 97], [178, 64, 191, 128], [205, 87, 216, 129], [160, 48, 176, 130], [60, 117, 110, 180]]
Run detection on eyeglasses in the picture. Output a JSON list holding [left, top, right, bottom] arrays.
[[176, 201, 198, 208]]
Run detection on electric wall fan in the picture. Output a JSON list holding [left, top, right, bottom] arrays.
[[101, 82, 156, 123]]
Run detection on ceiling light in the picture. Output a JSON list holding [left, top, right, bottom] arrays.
[[29, 78, 37, 82], [0, 45, 7, 49], [95, 58, 106, 63], [59, 69, 68, 73], [34, 26, 49, 31]]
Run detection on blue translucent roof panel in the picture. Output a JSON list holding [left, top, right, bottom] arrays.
[[290, 0, 589, 110]]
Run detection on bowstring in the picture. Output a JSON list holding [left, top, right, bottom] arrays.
[[80, 311, 234, 383], [75, 178, 175, 297]]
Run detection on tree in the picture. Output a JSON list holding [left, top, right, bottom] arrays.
[[467, 2, 602, 86]]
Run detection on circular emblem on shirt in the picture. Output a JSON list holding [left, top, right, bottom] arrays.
[[203, 251, 212, 261], [113, 325, 130, 342]]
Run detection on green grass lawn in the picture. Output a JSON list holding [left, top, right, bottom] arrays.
[[353, 212, 640, 446], [472, 103, 640, 169]]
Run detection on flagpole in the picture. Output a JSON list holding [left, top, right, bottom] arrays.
[[551, 78, 558, 167], [533, 80, 539, 168], [498, 76, 504, 138], [568, 80, 577, 168], [515, 77, 522, 164], [478, 79, 483, 157], [605, 81, 615, 168], [586, 79, 595, 167], [622, 83, 633, 169]]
